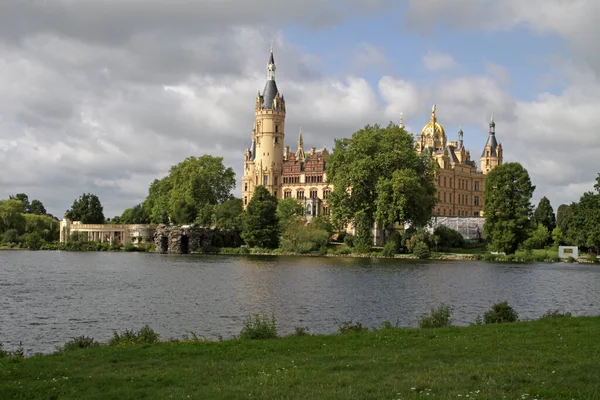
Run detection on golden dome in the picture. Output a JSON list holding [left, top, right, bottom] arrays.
[[420, 104, 446, 139]]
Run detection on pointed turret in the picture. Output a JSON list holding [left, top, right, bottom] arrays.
[[261, 44, 282, 110], [457, 125, 464, 149], [480, 114, 502, 174], [296, 128, 305, 161]]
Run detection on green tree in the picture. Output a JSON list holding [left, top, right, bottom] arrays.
[[9, 193, 30, 213], [551, 226, 564, 249], [483, 162, 535, 254], [215, 198, 243, 229], [569, 192, 600, 253], [0, 199, 27, 234], [195, 203, 216, 227], [327, 123, 437, 240], [276, 198, 304, 233], [241, 186, 279, 249], [594, 173, 600, 194], [29, 199, 47, 215], [65, 193, 105, 224], [143, 155, 236, 224], [532, 196, 556, 232], [556, 204, 573, 236], [118, 204, 150, 224]]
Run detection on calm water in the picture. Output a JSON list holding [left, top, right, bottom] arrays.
[[1, 251, 599, 354]]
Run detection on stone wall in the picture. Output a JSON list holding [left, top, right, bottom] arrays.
[[153, 225, 242, 254]]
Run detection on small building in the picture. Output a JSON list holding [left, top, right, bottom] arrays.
[[59, 219, 156, 246]]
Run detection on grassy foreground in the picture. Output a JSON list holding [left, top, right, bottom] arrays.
[[1, 317, 599, 400]]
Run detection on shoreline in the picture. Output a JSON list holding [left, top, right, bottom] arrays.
[[1, 246, 598, 264]]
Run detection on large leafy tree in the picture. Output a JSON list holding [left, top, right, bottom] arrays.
[[532, 196, 556, 232], [215, 198, 243, 229], [556, 204, 573, 235], [29, 199, 47, 215], [144, 155, 236, 224], [65, 193, 105, 224], [276, 197, 304, 233], [117, 204, 150, 224], [570, 191, 600, 253], [9, 193, 30, 213], [242, 186, 279, 248], [0, 199, 27, 234], [327, 123, 437, 237], [483, 162, 535, 254]]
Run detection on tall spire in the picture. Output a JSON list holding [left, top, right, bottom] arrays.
[[267, 41, 276, 81], [489, 113, 496, 134], [298, 127, 304, 149], [399, 112, 404, 128], [431, 104, 437, 122]]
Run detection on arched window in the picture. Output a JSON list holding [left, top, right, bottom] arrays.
[[307, 204, 312, 214]]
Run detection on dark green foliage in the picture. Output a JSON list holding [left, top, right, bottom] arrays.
[[115, 204, 150, 224], [239, 314, 278, 340], [194, 203, 216, 227], [280, 219, 329, 254], [215, 198, 243, 229], [523, 224, 550, 250], [275, 197, 304, 233], [29, 200, 47, 215], [594, 173, 600, 194], [556, 204, 573, 240], [418, 304, 453, 328], [412, 242, 430, 259], [533, 196, 556, 232], [483, 301, 519, 324], [338, 321, 368, 334], [65, 193, 105, 224], [343, 234, 354, 248], [381, 240, 397, 257], [143, 155, 236, 224], [541, 310, 572, 319], [327, 123, 437, 234], [353, 210, 372, 253], [483, 162, 535, 254], [569, 191, 600, 253], [108, 325, 160, 346], [9, 193, 30, 213], [433, 226, 465, 249], [23, 232, 43, 250], [58, 336, 100, 352], [242, 186, 279, 249], [292, 327, 310, 337]]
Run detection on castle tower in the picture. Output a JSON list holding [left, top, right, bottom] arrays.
[[242, 45, 286, 208], [480, 114, 503, 174]]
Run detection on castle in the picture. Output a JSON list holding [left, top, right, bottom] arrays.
[[243, 48, 503, 222]]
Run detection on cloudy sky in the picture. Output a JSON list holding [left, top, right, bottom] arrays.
[[0, 0, 599, 218]]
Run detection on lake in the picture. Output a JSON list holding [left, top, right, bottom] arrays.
[[1, 251, 599, 354]]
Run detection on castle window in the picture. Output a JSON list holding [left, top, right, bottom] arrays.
[[263, 176, 268, 186], [323, 189, 330, 199], [275, 125, 279, 133], [310, 190, 318, 199], [275, 177, 278, 185], [449, 193, 452, 203], [244, 196, 247, 205], [275, 137, 279, 144], [450, 178, 452, 188], [474, 196, 479, 206], [244, 183, 248, 192], [444, 193, 446, 203], [474, 181, 479, 191], [486, 159, 490, 166], [307, 204, 312, 215], [323, 207, 330, 216], [284, 190, 291, 199], [443, 177, 446, 187], [297, 190, 305, 200], [300, 162, 305, 172]]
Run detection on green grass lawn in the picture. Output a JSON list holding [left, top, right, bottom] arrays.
[[2, 317, 599, 399]]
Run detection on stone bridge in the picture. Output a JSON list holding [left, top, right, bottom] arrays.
[[153, 225, 242, 254]]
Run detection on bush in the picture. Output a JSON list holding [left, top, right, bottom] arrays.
[[406, 229, 431, 252], [483, 301, 519, 324], [343, 234, 354, 248], [108, 324, 160, 346], [469, 315, 484, 326], [338, 321, 368, 334], [433, 226, 465, 249], [382, 240, 397, 257], [2, 229, 20, 245], [418, 304, 453, 328], [412, 241, 430, 259], [58, 336, 100, 352], [280, 220, 329, 254], [239, 313, 278, 340], [292, 327, 310, 337], [541, 310, 572, 319], [0, 342, 8, 358], [334, 245, 352, 255]]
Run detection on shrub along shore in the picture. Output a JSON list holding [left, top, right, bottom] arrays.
[[1, 308, 598, 400]]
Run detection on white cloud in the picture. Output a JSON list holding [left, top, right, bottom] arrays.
[[422, 51, 458, 71]]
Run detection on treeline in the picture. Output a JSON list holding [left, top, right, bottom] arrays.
[[0, 194, 58, 249]]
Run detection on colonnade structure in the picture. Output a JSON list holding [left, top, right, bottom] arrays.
[[59, 219, 156, 246]]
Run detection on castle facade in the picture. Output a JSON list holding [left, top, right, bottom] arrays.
[[243, 48, 503, 220]]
